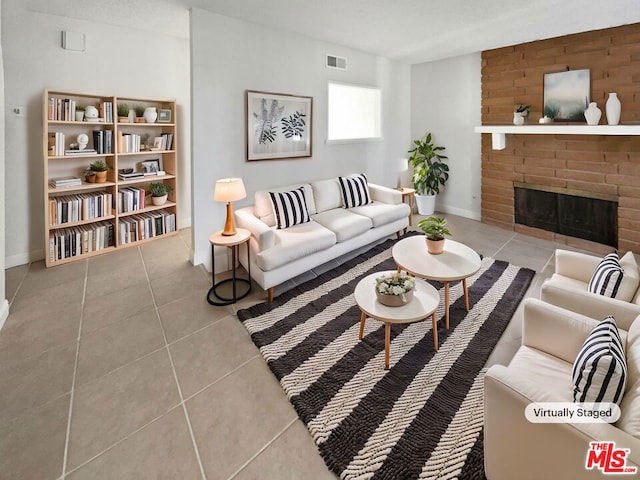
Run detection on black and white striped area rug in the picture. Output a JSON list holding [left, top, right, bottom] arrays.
[[237, 235, 535, 479]]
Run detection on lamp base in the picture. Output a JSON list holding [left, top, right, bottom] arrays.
[[221, 202, 237, 236]]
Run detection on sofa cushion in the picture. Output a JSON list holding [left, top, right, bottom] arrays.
[[508, 346, 574, 400], [269, 187, 310, 229], [311, 179, 343, 213], [572, 316, 627, 405], [588, 252, 624, 298], [338, 174, 372, 208], [617, 316, 640, 437], [312, 209, 372, 243], [254, 183, 316, 227], [618, 251, 640, 302], [255, 221, 336, 271], [349, 201, 410, 228]]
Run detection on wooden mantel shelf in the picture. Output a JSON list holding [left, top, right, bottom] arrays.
[[474, 124, 640, 150]]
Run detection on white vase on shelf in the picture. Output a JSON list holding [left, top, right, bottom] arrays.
[[144, 107, 157, 123], [606, 93, 621, 125], [513, 112, 525, 126], [584, 102, 601, 126]]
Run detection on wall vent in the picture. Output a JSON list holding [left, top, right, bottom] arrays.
[[326, 54, 347, 71]]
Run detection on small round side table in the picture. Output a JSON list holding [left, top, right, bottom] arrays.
[[207, 228, 252, 306]]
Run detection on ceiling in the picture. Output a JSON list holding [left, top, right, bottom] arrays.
[[28, 0, 640, 64]]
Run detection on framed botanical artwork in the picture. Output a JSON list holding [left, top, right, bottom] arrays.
[[158, 109, 171, 123], [543, 69, 590, 122], [246, 90, 312, 161]]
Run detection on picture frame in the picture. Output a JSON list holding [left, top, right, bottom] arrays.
[[141, 159, 161, 175], [158, 109, 171, 123], [543, 69, 590, 122], [152, 137, 164, 150], [246, 90, 312, 161]]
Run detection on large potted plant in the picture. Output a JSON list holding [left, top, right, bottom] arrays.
[[417, 216, 451, 254], [408, 132, 448, 215]]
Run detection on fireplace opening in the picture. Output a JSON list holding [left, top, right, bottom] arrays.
[[514, 184, 618, 247]]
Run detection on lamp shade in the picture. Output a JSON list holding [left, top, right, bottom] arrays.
[[214, 178, 246, 202]]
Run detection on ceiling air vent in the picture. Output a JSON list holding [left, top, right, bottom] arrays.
[[326, 54, 347, 71]]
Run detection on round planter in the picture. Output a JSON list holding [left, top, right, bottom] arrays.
[[513, 112, 526, 125], [85, 174, 96, 184], [94, 171, 108, 183], [144, 107, 158, 123], [415, 193, 436, 215], [426, 237, 445, 255], [75, 111, 84, 122], [376, 288, 414, 307], [151, 194, 167, 206]]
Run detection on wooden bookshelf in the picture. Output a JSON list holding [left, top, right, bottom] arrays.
[[43, 89, 178, 266]]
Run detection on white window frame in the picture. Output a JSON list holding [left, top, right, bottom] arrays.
[[326, 81, 383, 144]]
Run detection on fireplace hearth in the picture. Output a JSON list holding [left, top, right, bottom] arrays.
[[514, 183, 618, 248]]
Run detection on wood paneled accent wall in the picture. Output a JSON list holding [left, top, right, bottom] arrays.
[[481, 23, 640, 252]]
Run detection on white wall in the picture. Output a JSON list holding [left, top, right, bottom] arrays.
[[190, 9, 411, 269], [2, 0, 191, 267], [0, 2, 8, 328], [411, 53, 482, 220]]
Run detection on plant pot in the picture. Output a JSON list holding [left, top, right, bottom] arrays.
[[135, 117, 146, 123], [152, 194, 167, 206], [119, 116, 130, 123], [376, 289, 414, 307], [85, 174, 96, 184], [513, 112, 526, 125], [415, 193, 436, 215], [94, 171, 108, 183], [75, 111, 84, 122], [426, 237, 445, 255]]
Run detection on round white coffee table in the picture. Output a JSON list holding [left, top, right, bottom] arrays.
[[354, 271, 440, 369], [392, 237, 481, 330]]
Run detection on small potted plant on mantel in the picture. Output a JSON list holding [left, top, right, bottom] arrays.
[[149, 182, 173, 206], [513, 104, 531, 125], [418, 216, 452, 255], [89, 160, 110, 183]]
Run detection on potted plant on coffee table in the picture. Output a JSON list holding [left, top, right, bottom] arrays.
[[89, 160, 110, 183], [408, 132, 448, 215], [418, 216, 451, 255], [149, 182, 173, 206]]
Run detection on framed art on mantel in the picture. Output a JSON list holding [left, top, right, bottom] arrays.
[[246, 90, 312, 161], [543, 69, 590, 122]]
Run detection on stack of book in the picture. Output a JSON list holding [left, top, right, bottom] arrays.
[[119, 171, 144, 180], [49, 176, 82, 188], [65, 149, 97, 155]]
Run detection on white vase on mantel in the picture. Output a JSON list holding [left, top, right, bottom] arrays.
[[584, 102, 601, 126], [606, 93, 621, 126], [513, 112, 525, 126]]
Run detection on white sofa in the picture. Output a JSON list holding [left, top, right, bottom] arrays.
[[235, 177, 410, 300], [484, 298, 640, 480]]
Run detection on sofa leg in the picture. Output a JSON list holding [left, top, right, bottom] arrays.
[[267, 288, 274, 302]]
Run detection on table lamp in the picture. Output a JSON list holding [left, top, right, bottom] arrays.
[[214, 177, 246, 236]]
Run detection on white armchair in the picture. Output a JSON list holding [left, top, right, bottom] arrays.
[[484, 298, 640, 480]]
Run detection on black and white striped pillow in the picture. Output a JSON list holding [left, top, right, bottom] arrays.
[[572, 316, 627, 405], [588, 252, 624, 298], [338, 174, 372, 208], [269, 187, 311, 229]]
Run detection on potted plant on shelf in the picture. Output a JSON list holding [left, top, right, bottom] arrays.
[[83, 167, 96, 183], [418, 216, 451, 255], [117, 104, 130, 123], [75, 105, 85, 122], [408, 132, 448, 215], [89, 160, 110, 183], [134, 105, 146, 123], [375, 272, 416, 307], [149, 182, 173, 206], [513, 104, 530, 125]]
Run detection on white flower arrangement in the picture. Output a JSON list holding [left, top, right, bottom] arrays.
[[375, 273, 415, 296]]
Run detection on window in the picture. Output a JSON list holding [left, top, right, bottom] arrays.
[[327, 82, 382, 142]]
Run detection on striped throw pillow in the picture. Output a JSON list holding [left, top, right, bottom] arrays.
[[269, 187, 311, 229], [572, 316, 627, 405], [338, 174, 372, 208], [588, 252, 624, 298]]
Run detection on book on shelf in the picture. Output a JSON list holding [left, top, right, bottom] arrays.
[[65, 149, 97, 155], [49, 176, 82, 188], [119, 172, 144, 180]]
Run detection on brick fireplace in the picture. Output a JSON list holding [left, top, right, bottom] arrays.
[[481, 23, 640, 253]]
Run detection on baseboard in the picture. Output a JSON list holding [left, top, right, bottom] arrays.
[[5, 249, 44, 268], [0, 299, 9, 331], [438, 204, 481, 221]]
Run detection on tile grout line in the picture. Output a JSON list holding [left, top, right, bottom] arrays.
[[139, 246, 208, 480], [492, 231, 518, 259], [61, 259, 89, 479], [226, 417, 298, 480]]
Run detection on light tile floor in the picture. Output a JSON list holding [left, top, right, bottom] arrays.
[[0, 215, 594, 479]]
